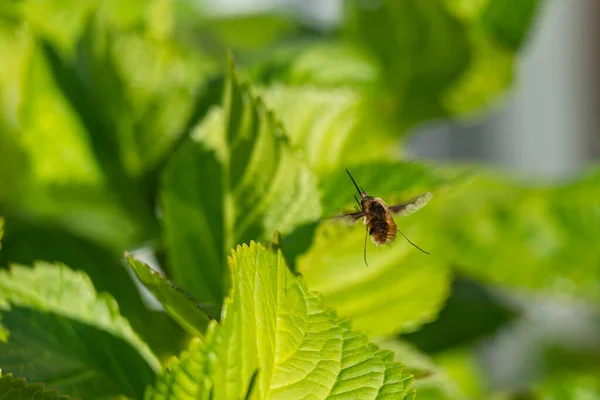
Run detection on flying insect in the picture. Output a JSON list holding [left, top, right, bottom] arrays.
[[335, 169, 432, 266]]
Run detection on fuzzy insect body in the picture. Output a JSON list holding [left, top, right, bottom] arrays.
[[361, 196, 397, 245], [334, 169, 432, 265]]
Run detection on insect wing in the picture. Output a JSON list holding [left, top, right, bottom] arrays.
[[389, 192, 433, 216], [328, 210, 366, 222]]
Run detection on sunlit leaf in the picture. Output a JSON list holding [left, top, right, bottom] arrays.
[[145, 242, 415, 399], [0, 263, 159, 398], [259, 84, 396, 175], [296, 164, 454, 337], [161, 61, 321, 305]]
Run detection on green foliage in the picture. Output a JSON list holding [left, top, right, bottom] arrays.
[[0, 371, 69, 400], [258, 85, 396, 174], [161, 61, 321, 305], [420, 169, 600, 302], [127, 254, 215, 339], [144, 242, 415, 399], [4, 1, 593, 399], [535, 371, 600, 400], [297, 163, 452, 336], [0, 263, 159, 398], [0, 218, 186, 359], [344, 0, 541, 126]]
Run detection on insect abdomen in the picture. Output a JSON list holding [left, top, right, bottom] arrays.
[[369, 217, 396, 245]]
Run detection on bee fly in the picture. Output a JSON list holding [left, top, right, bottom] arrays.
[[335, 169, 432, 266]]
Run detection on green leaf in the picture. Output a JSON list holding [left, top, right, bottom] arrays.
[[0, 262, 160, 398], [295, 163, 454, 336], [161, 61, 321, 304], [345, 0, 471, 128], [71, 14, 216, 178], [479, 0, 542, 50], [145, 242, 415, 399], [248, 42, 381, 89], [0, 218, 187, 359], [13, 38, 151, 251], [258, 84, 396, 175], [441, 0, 542, 119], [535, 371, 600, 400], [126, 254, 215, 339], [420, 167, 600, 303], [344, 0, 542, 127], [375, 340, 465, 400], [196, 13, 298, 54], [0, 371, 69, 400]]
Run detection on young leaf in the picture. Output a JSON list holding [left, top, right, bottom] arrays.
[[0, 262, 160, 399], [0, 371, 69, 400], [126, 254, 216, 338], [161, 61, 321, 305], [145, 242, 415, 399]]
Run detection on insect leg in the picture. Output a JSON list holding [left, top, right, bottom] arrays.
[[363, 226, 369, 266]]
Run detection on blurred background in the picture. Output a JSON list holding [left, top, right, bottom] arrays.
[[203, 0, 600, 177], [1, 0, 599, 399]]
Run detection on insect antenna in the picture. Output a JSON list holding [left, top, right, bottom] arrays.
[[346, 169, 365, 196], [397, 228, 429, 255]]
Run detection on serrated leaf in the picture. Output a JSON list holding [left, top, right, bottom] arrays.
[[161, 62, 321, 305], [376, 340, 465, 400], [126, 254, 215, 339], [145, 242, 415, 399], [0, 262, 159, 398], [0, 372, 69, 400], [294, 163, 454, 336]]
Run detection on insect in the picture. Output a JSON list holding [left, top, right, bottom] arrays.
[[335, 169, 432, 266]]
